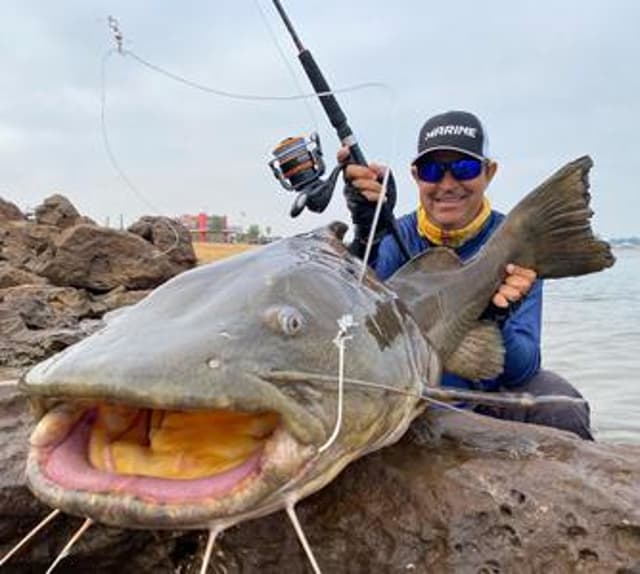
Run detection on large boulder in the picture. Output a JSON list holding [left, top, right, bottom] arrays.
[[0, 284, 99, 366], [0, 219, 59, 271], [128, 215, 197, 270], [0, 195, 196, 368], [0, 198, 24, 221], [0, 385, 637, 573], [0, 283, 150, 367], [36, 224, 183, 292], [0, 263, 46, 289], [33, 194, 91, 229]]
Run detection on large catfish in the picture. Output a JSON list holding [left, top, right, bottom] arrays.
[[13, 156, 613, 568]]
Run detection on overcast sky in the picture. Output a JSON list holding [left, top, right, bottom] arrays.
[[1, 1, 638, 238]]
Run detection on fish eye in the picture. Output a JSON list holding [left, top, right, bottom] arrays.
[[263, 305, 305, 336]]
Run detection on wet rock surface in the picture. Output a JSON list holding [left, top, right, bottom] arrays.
[[0, 194, 196, 367], [0, 383, 638, 573]]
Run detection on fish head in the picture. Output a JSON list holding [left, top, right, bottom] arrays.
[[21, 224, 437, 530]]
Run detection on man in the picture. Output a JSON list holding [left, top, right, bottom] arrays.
[[340, 110, 593, 440]]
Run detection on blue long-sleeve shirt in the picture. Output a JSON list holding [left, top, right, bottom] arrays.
[[373, 210, 542, 391]]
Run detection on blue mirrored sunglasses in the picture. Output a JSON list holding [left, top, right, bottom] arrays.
[[416, 158, 484, 183]]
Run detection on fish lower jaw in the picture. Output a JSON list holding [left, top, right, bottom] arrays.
[[26, 411, 315, 530]]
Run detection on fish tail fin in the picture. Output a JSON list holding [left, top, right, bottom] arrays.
[[390, 156, 615, 367], [497, 155, 615, 277]]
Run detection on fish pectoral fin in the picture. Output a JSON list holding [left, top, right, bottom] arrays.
[[443, 321, 504, 382]]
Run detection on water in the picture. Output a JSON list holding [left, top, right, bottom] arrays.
[[542, 247, 640, 444]]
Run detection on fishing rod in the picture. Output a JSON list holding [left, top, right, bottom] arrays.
[[268, 0, 411, 262]]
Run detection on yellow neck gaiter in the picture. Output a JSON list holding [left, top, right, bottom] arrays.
[[417, 197, 492, 248]]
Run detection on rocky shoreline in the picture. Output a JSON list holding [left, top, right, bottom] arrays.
[[1, 380, 638, 573], [0, 196, 196, 368], [1, 196, 638, 572]]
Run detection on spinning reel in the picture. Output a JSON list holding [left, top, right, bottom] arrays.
[[269, 132, 342, 217], [267, 0, 411, 260]]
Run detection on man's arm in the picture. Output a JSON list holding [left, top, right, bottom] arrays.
[[496, 279, 543, 388]]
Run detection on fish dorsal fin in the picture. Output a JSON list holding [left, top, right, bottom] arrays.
[[303, 222, 350, 254], [309, 221, 348, 242], [327, 221, 348, 241]]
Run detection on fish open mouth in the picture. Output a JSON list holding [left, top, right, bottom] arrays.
[[27, 401, 316, 528]]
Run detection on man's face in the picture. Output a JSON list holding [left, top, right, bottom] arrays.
[[412, 150, 497, 230]]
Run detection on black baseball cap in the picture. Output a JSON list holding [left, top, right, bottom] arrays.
[[412, 110, 490, 165]]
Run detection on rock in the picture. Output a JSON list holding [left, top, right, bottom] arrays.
[[128, 216, 197, 270], [0, 196, 197, 367], [89, 286, 151, 317], [33, 194, 89, 229], [1, 284, 93, 328], [0, 199, 24, 221], [0, 285, 99, 367], [0, 389, 638, 573], [0, 220, 59, 271], [0, 263, 46, 289], [37, 224, 185, 292]]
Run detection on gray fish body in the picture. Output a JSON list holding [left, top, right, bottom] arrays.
[[21, 157, 615, 530], [22, 225, 437, 529]]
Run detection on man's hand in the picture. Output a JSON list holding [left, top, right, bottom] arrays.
[[337, 146, 388, 203], [337, 147, 398, 259], [492, 264, 537, 308]]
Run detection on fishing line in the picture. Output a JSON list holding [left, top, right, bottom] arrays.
[[199, 525, 225, 574], [358, 165, 393, 282], [252, 0, 318, 130], [262, 376, 471, 509], [285, 500, 322, 574], [102, 14, 400, 249], [45, 517, 93, 574], [101, 25, 181, 258], [124, 49, 395, 104], [318, 314, 356, 453], [0, 508, 61, 567]]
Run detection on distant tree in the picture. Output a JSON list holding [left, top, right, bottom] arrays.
[[246, 224, 261, 243], [208, 215, 225, 234]]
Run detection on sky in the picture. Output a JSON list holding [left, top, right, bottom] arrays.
[[1, 0, 639, 239]]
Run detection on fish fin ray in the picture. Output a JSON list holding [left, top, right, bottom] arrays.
[[500, 155, 615, 277], [443, 321, 504, 381]]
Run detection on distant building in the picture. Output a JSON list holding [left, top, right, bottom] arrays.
[[177, 213, 239, 243]]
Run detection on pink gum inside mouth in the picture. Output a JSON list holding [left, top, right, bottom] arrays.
[[42, 415, 262, 504]]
